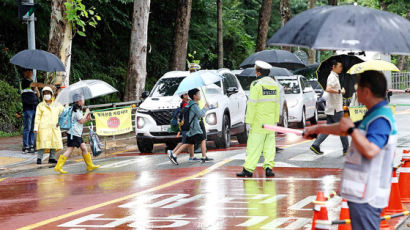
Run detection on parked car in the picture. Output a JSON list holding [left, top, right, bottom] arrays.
[[308, 79, 326, 114], [135, 69, 248, 153], [276, 75, 317, 128], [237, 67, 290, 128]]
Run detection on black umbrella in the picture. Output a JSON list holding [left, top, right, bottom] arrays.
[[239, 66, 293, 78], [239, 49, 305, 70], [267, 5, 410, 55], [10, 49, 65, 72], [317, 55, 363, 98], [293, 63, 320, 79]]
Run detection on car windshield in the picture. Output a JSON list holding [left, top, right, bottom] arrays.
[[308, 80, 322, 90], [237, 76, 256, 91], [151, 77, 184, 97], [278, 79, 300, 94]]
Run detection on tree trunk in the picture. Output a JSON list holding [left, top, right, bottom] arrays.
[[217, 0, 223, 68], [396, 12, 410, 71], [124, 0, 151, 101], [48, 0, 73, 86], [328, 0, 337, 5], [307, 0, 316, 64], [280, 0, 292, 51], [170, 0, 192, 71], [255, 0, 273, 52], [379, 0, 387, 10]]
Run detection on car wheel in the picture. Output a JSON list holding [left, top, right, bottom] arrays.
[[237, 124, 248, 144], [297, 109, 306, 128], [215, 115, 231, 148], [137, 138, 153, 153], [309, 109, 318, 125], [166, 142, 178, 151]]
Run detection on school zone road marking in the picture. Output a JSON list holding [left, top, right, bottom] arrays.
[[16, 157, 235, 230]]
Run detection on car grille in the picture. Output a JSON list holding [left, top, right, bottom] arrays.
[[143, 109, 174, 126]]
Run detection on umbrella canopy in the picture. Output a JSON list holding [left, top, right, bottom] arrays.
[[292, 63, 320, 79], [55, 80, 118, 105], [10, 49, 65, 72], [175, 70, 223, 95], [267, 5, 410, 55], [238, 66, 293, 77], [317, 55, 364, 98], [347, 60, 400, 74], [239, 49, 305, 70]]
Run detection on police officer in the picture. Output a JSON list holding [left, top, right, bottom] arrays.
[[304, 71, 396, 229], [237, 60, 280, 177]]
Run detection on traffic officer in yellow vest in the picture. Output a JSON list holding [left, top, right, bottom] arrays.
[[237, 60, 280, 177]]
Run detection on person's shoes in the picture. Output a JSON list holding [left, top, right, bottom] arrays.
[[83, 153, 100, 171], [22, 147, 28, 154], [37, 158, 42, 164], [28, 147, 36, 154], [265, 168, 275, 177], [48, 158, 58, 164], [201, 156, 213, 162], [168, 151, 178, 165], [54, 155, 68, 174], [236, 168, 253, 177], [310, 145, 324, 155], [343, 150, 348, 156], [189, 157, 200, 161]]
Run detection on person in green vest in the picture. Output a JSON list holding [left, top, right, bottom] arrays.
[[237, 61, 280, 177]]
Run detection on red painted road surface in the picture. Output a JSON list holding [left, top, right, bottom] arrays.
[[1, 165, 407, 230]]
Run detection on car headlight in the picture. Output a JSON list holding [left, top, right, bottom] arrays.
[[137, 117, 145, 129], [288, 99, 299, 108], [206, 113, 217, 125]]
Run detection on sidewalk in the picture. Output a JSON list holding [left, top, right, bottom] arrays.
[[0, 135, 138, 177]]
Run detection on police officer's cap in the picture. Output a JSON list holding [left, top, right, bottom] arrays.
[[255, 60, 272, 70]]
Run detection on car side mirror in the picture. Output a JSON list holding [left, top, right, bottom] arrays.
[[141, 91, 149, 100], [227, 87, 238, 96]]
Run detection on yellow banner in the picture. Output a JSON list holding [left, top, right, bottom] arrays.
[[95, 108, 132, 136], [349, 105, 396, 122]]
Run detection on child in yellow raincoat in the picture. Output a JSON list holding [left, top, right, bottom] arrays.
[[34, 87, 64, 164]]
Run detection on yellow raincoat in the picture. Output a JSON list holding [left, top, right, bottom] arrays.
[[34, 96, 64, 150]]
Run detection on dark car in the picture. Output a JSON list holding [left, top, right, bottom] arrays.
[[308, 79, 326, 114]]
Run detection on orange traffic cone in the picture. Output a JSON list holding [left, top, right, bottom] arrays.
[[311, 191, 329, 230], [399, 150, 410, 203], [385, 168, 405, 214], [380, 209, 394, 230], [338, 199, 352, 230]]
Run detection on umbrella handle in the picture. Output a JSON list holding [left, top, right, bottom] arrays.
[[200, 87, 209, 107]]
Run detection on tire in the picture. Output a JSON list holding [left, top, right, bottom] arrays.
[[309, 109, 318, 125], [237, 124, 248, 144], [137, 139, 153, 153], [297, 108, 306, 128], [215, 115, 231, 148], [280, 106, 289, 128], [166, 142, 178, 151]]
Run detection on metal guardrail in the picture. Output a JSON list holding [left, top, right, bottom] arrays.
[[392, 72, 410, 90]]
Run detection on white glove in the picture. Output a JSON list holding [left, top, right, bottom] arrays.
[[246, 124, 251, 130]]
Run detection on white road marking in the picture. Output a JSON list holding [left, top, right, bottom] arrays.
[[288, 153, 322, 162], [100, 157, 148, 169]]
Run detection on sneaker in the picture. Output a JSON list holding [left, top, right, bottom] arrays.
[[189, 157, 200, 161], [236, 168, 253, 177], [28, 147, 36, 154], [22, 147, 28, 154], [167, 151, 178, 165], [310, 145, 324, 155], [37, 158, 42, 165], [265, 168, 275, 177], [48, 158, 58, 164], [201, 156, 214, 162]]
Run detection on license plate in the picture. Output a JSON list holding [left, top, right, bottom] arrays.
[[161, 125, 170, 132]]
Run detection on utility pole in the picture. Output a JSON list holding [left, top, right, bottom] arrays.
[[27, 0, 37, 81]]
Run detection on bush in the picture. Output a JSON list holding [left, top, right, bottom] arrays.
[[0, 80, 23, 133]]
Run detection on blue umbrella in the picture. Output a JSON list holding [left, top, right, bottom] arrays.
[[175, 70, 223, 95]]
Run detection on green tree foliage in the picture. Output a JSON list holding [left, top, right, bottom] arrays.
[[0, 80, 23, 133]]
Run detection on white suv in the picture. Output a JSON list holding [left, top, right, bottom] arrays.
[[135, 69, 248, 153]]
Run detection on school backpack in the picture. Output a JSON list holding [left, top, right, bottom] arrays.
[[58, 107, 74, 131], [181, 106, 196, 132]]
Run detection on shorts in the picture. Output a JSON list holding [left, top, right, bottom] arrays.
[[67, 135, 84, 148], [186, 134, 205, 145], [181, 131, 188, 144]]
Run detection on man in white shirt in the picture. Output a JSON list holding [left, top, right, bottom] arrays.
[[310, 60, 349, 155]]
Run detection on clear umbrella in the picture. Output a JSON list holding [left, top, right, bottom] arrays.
[[55, 80, 118, 105]]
